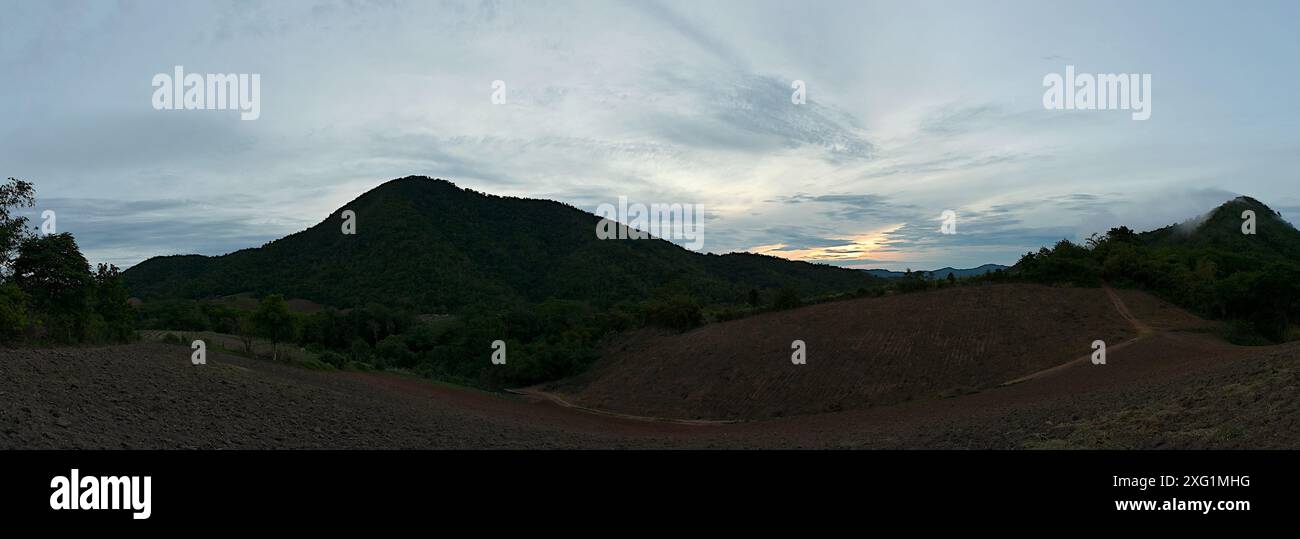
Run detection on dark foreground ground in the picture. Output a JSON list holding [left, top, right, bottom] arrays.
[[1, 331, 1296, 449]]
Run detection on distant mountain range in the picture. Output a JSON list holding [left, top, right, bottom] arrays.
[[862, 264, 1009, 280], [123, 177, 877, 311]]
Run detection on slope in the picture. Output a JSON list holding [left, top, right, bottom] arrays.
[[124, 177, 875, 312], [551, 283, 1141, 421]]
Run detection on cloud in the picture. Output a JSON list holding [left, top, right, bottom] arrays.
[[2, 1, 1294, 272], [19, 196, 310, 267]]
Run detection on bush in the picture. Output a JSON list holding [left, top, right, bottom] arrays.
[[1223, 319, 1272, 346], [13, 233, 93, 342], [349, 338, 372, 363], [296, 357, 336, 371], [769, 288, 802, 310], [317, 350, 348, 368], [642, 296, 703, 330], [375, 334, 414, 368], [0, 282, 28, 341]]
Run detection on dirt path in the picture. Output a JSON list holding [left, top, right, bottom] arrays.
[[1105, 285, 1153, 335], [504, 387, 739, 426], [1001, 285, 1150, 386], [8, 287, 1287, 449]]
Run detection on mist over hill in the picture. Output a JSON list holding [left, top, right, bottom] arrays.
[[1015, 195, 1300, 342], [1138, 196, 1300, 258]]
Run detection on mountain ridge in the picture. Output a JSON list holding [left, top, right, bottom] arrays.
[[124, 176, 877, 311], [863, 264, 1009, 280], [1137, 195, 1300, 259]]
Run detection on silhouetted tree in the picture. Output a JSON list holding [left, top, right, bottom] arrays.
[[252, 294, 295, 360], [91, 263, 134, 342], [0, 177, 35, 276], [13, 233, 93, 341]]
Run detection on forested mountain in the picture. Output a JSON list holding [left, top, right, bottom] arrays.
[[1138, 196, 1300, 259], [1015, 196, 1300, 342], [124, 176, 876, 312]]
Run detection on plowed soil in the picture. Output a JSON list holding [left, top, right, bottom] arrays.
[[2, 285, 1296, 449], [555, 284, 1136, 420]]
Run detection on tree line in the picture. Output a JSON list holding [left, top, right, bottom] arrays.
[[1015, 225, 1300, 343], [0, 178, 134, 344]]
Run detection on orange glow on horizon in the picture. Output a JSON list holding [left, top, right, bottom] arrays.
[[748, 224, 905, 263]]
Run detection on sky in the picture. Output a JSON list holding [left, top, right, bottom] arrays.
[[2, 0, 1298, 271]]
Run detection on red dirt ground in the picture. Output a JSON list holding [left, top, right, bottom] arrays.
[[2, 284, 1295, 449], [553, 284, 1136, 420]]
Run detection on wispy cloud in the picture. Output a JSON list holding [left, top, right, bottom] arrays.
[[2, 0, 1296, 271]]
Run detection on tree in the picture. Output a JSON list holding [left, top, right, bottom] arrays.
[[236, 316, 256, 356], [91, 263, 134, 342], [642, 295, 704, 330], [349, 338, 372, 364], [252, 294, 295, 361], [13, 233, 93, 341], [770, 287, 802, 310], [0, 282, 27, 341], [0, 177, 36, 276]]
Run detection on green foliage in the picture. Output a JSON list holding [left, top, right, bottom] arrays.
[[316, 350, 348, 368], [769, 287, 802, 310], [90, 263, 135, 341], [641, 295, 703, 330], [116, 178, 889, 384], [296, 357, 336, 371], [895, 269, 932, 293], [0, 178, 136, 345], [375, 334, 412, 369], [252, 294, 295, 360], [0, 178, 35, 272], [123, 177, 878, 312], [1011, 198, 1300, 343], [349, 338, 372, 363], [0, 282, 28, 340], [13, 233, 93, 341]]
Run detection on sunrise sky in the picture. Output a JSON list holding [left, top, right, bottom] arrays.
[[3, 0, 1298, 270]]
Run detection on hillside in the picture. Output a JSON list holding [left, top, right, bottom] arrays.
[[124, 177, 876, 312], [1138, 196, 1300, 258], [551, 284, 1142, 421], [5, 329, 1294, 449], [1012, 195, 1300, 343]]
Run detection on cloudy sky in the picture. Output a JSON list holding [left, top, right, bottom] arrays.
[[2, 0, 1298, 271]]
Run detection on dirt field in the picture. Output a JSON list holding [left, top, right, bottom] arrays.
[[1, 285, 1296, 449], [555, 284, 1136, 420]]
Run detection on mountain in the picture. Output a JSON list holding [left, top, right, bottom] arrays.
[[124, 177, 876, 312], [863, 264, 1008, 280], [1010, 195, 1300, 343], [1138, 196, 1300, 259]]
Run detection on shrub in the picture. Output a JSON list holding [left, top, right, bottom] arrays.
[[317, 350, 348, 368], [376, 334, 414, 368], [769, 288, 802, 310], [642, 296, 703, 330], [297, 357, 336, 371], [0, 283, 28, 342]]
